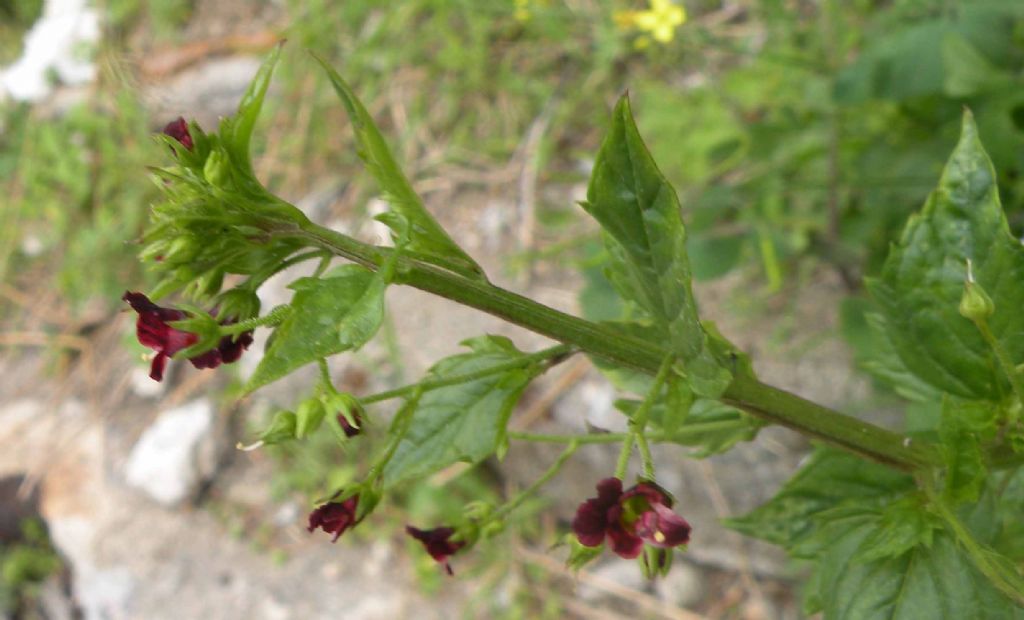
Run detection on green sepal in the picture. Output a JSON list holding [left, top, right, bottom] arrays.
[[258, 410, 298, 445], [295, 398, 327, 439]]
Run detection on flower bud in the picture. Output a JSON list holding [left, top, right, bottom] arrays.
[[203, 148, 231, 188], [217, 288, 261, 322], [163, 236, 200, 264], [295, 398, 327, 439], [259, 410, 297, 445], [959, 280, 994, 322]]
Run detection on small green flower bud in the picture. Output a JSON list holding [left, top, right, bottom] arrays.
[[217, 288, 262, 322], [295, 398, 327, 439], [959, 280, 994, 322], [163, 236, 200, 264], [203, 148, 231, 188], [259, 410, 297, 445]]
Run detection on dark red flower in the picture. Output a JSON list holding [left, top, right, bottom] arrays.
[[123, 291, 198, 381], [163, 117, 193, 150], [307, 497, 359, 542], [123, 292, 253, 382], [572, 478, 690, 559], [338, 410, 361, 438], [405, 526, 465, 575]]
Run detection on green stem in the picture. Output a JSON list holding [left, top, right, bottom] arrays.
[[247, 249, 327, 289], [361, 344, 575, 405], [269, 218, 939, 472], [509, 420, 744, 445], [614, 434, 634, 480], [630, 355, 675, 478], [317, 358, 333, 390], [491, 441, 578, 521], [220, 304, 291, 334]]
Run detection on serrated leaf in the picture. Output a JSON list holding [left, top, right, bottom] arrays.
[[860, 313, 944, 403], [245, 266, 384, 392], [940, 398, 996, 505], [815, 527, 1024, 619], [313, 55, 484, 281], [382, 336, 542, 487], [852, 495, 940, 563], [869, 111, 1024, 400], [582, 95, 730, 397], [726, 448, 914, 551]]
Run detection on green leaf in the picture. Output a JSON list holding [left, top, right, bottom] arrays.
[[582, 95, 730, 397], [313, 54, 485, 281], [814, 527, 1024, 619], [869, 111, 1024, 400], [245, 265, 385, 392], [220, 43, 282, 178], [939, 398, 997, 505], [851, 495, 940, 563], [382, 336, 542, 487], [942, 32, 1012, 98], [726, 448, 914, 552]]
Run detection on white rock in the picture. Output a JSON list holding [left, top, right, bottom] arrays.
[[578, 558, 646, 602], [654, 560, 705, 608], [129, 366, 165, 399], [582, 381, 625, 432], [124, 399, 215, 506], [0, 0, 100, 102]]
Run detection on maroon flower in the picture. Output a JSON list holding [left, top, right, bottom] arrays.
[[163, 117, 193, 150], [307, 497, 360, 542], [123, 291, 198, 381], [338, 410, 361, 438], [572, 478, 691, 559], [405, 526, 465, 575], [123, 292, 253, 382]]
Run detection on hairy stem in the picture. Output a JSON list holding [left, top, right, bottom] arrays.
[[274, 218, 939, 472]]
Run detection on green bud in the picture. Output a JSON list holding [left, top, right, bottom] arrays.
[[959, 280, 994, 322], [295, 398, 327, 439], [462, 501, 494, 521], [259, 410, 297, 445], [163, 236, 200, 264], [217, 288, 262, 321], [479, 520, 504, 540], [203, 148, 231, 188]]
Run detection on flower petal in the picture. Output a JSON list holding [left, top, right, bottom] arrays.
[[635, 503, 691, 548]]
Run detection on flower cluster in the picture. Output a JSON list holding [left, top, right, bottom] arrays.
[[123, 291, 253, 381], [572, 477, 690, 558]]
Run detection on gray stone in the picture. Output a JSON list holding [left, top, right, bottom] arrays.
[[124, 399, 215, 506]]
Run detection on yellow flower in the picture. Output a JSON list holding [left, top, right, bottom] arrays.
[[514, 0, 531, 22], [623, 0, 686, 44]]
